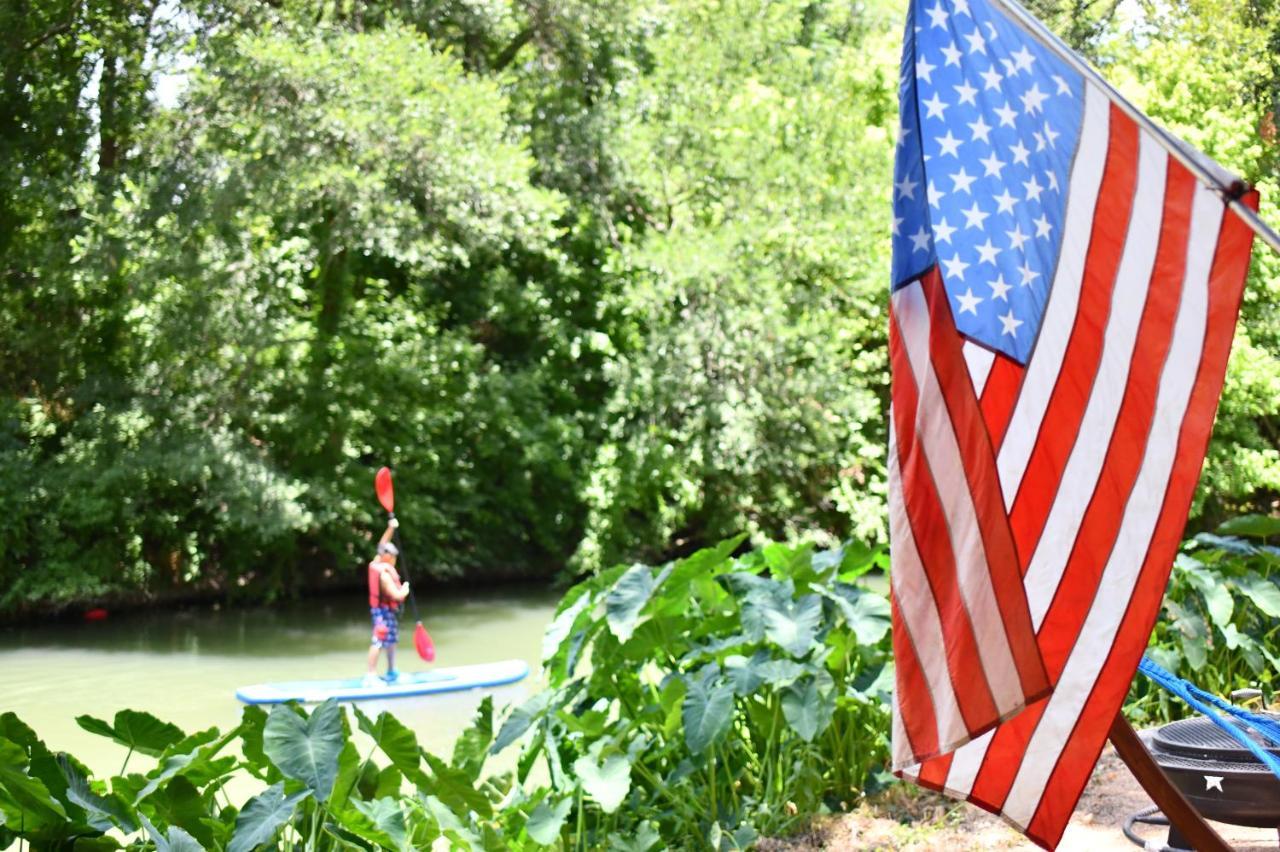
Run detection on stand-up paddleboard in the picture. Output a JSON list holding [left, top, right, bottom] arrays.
[[235, 659, 530, 705]]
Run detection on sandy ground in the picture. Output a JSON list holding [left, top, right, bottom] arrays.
[[760, 746, 1279, 851]]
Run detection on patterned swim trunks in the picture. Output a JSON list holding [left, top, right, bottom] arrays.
[[370, 606, 399, 648]]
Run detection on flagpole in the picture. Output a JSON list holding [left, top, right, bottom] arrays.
[[990, 0, 1280, 258]]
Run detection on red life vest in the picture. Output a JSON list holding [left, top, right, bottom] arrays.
[[367, 561, 401, 610]]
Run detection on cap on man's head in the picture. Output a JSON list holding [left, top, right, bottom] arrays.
[[378, 542, 399, 556]]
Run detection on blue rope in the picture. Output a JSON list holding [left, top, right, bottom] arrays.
[[1138, 656, 1280, 779]]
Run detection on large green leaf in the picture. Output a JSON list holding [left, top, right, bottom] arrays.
[[525, 796, 572, 845], [572, 752, 631, 814], [140, 813, 205, 852], [58, 754, 137, 834], [1241, 574, 1280, 618], [421, 752, 493, 818], [1217, 514, 1280, 539], [542, 590, 594, 663], [262, 699, 343, 803], [351, 797, 407, 849], [227, 783, 310, 852], [606, 564, 656, 642], [752, 592, 823, 657], [75, 710, 184, 758], [450, 696, 493, 782], [353, 706, 422, 776], [682, 671, 735, 754], [491, 690, 555, 754], [815, 583, 890, 645], [782, 676, 835, 742]]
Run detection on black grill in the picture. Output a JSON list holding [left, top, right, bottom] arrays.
[[1127, 713, 1280, 850]]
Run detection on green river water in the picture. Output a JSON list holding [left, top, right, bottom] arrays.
[[0, 585, 560, 778]]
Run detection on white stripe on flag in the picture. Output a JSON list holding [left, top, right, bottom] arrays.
[[963, 341, 996, 395], [1000, 183, 1225, 830], [1023, 131, 1168, 628], [892, 282, 1024, 716], [889, 424, 970, 762], [998, 84, 1111, 507]]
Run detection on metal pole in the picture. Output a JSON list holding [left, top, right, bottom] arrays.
[[990, 0, 1280, 257]]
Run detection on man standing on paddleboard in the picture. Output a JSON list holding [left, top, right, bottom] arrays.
[[366, 518, 411, 685]]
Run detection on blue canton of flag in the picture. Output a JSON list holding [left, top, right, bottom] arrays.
[[892, 0, 1084, 363]]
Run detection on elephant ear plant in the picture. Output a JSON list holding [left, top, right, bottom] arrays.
[[0, 538, 896, 851], [493, 536, 895, 848], [1127, 514, 1280, 724]]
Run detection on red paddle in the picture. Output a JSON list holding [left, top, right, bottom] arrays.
[[374, 466, 435, 662]]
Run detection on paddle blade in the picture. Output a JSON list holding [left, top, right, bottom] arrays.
[[375, 467, 395, 513], [414, 622, 435, 662]]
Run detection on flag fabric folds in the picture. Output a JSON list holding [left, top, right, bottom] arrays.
[[888, 0, 1259, 847]]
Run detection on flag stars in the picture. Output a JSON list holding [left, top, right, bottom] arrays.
[[1034, 213, 1053, 238], [980, 151, 1007, 179], [1023, 175, 1045, 202], [993, 187, 1017, 214], [1052, 74, 1070, 95], [928, 180, 947, 208], [943, 254, 971, 282], [1034, 130, 1046, 151], [975, 238, 1001, 265], [933, 217, 958, 245], [979, 65, 1003, 91], [956, 287, 983, 315], [999, 308, 1024, 337], [1011, 45, 1036, 74], [963, 28, 987, 54], [895, 174, 919, 200], [994, 102, 1017, 128], [941, 42, 963, 67], [1010, 139, 1030, 165], [951, 167, 977, 194], [1047, 171, 1060, 192], [923, 91, 949, 120], [953, 0, 971, 16], [1043, 122, 1060, 149], [1021, 83, 1049, 115], [925, 1, 949, 28], [916, 56, 937, 84], [989, 273, 1012, 301], [937, 129, 963, 157], [954, 81, 978, 106], [961, 201, 989, 230], [1007, 224, 1029, 251], [892, 214, 903, 236], [909, 225, 932, 253], [1018, 260, 1040, 286], [968, 115, 992, 143]]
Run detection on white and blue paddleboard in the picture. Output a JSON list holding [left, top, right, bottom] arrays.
[[235, 659, 530, 705]]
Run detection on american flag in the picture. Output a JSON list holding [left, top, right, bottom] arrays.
[[888, 0, 1259, 847]]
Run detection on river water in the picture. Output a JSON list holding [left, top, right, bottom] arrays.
[[0, 585, 560, 778]]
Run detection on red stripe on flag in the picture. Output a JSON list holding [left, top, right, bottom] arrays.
[[980, 356, 1024, 453], [891, 591, 942, 760], [968, 700, 1047, 808], [890, 303, 1002, 734], [1034, 161, 1195, 680], [1008, 105, 1140, 561], [1023, 194, 1258, 849], [917, 751, 954, 791], [919, 273, 1049, 700]]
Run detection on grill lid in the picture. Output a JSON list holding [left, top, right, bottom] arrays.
[[1149, 712, 1280, 765]]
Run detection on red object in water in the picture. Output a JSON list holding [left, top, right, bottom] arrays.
[[375, 467, 395, 514], [414, 622, 435, 662], [84, 608, 109, 621]]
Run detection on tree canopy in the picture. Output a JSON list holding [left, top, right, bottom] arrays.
[[1, 0, 1276, 612]]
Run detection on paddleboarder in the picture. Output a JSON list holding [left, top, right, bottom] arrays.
[[366, 518, 411, 685]]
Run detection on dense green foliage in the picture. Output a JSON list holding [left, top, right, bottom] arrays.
[[1129, 515, 1280, 723], [2, 0, 1278, 611], [0, 539, 893, 849]]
